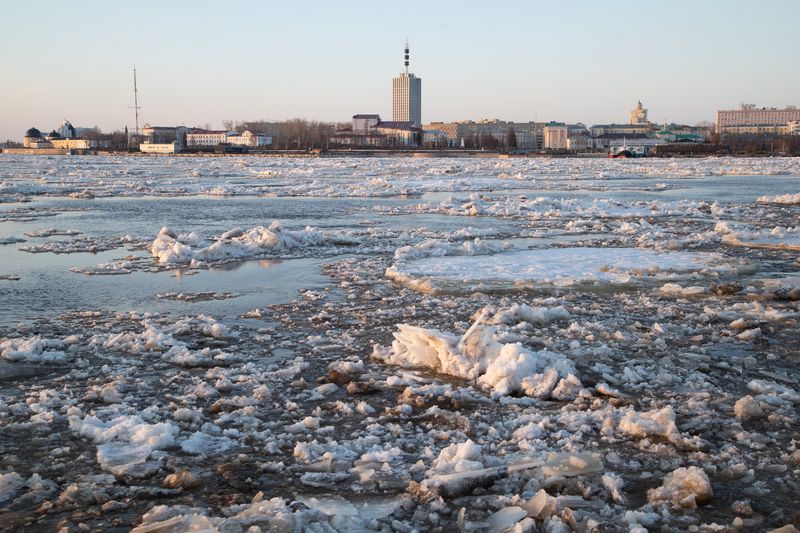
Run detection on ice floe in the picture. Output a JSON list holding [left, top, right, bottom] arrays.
[[388, 244, 747, 294]]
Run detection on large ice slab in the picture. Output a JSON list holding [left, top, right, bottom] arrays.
[[388, 246, 744, 294]]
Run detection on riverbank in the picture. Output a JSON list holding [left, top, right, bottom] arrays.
[[6, 148, 788, 159]]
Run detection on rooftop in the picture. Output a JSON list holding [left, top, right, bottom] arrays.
[[377, 121, 419, 131]]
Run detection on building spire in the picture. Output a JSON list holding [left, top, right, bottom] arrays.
[[404, 39, 409, 75]]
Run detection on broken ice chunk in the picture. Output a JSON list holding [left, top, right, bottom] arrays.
[[647, 466, 712, 509]]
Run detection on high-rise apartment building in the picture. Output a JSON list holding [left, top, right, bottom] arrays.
[[392, 41, 422, 126]]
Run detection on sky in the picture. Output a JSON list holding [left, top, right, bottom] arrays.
[[1, 0, 799, 140]]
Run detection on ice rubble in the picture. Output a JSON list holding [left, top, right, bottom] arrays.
[[2, 154, 800, 201], [131, 492, 408, 533], [2, 156, 800, 531], [70, 260, 133, 275], [150, 221, 356, 264], [69, 414, 178, 477], [373, 307, 580, 399], [412, 192, 717, 221], [647, 466, 713, 509], [618, 405, 682, 444], [715, 220, 800, 249], [151, 222, 317, 264], [0, 235, 25, 245], [0, 472, 24, 504], [427, 439, 484, 475], [0, 335, 70, 363], [757, 192, 800, 205], [388, 243, 744, 293], [733, 395, 765, 421], [89, 315, 238, 367], [23, 228, 81, 237]]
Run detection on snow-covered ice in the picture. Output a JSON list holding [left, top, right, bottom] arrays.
[[388, 245, 746, 293]]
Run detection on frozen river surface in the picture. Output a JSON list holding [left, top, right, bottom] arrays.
[[1, 154, 799, 532]]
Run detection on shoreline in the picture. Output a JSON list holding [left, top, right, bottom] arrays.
[[2, 148, 795, 159]]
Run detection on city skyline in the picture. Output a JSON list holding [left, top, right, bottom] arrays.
[[2, 0, 799, 141]]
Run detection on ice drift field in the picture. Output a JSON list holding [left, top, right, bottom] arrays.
[[1, 154, 799, 532]]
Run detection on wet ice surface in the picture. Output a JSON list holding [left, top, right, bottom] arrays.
[[387, 246, 751, 294], [1, 155, 799, 532]]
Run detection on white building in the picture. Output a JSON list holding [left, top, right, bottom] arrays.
[[227, 130, 271, 147], [58, 119, 76, 139], [142, 125, 190, 147], [352, 114, 381, 135], [392, 42, 422, 127], [186, 130, 236, 147], [543, 122, 568, 150], [140, 142, 179, 154]]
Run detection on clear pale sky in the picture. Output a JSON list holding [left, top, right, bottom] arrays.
[[2, 0, 798, 140]]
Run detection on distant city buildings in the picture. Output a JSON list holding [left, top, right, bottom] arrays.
[[716, 104, 800, 134], [392, 42, 422, 127], [138, 126, 272, 153], [423, 120, 543, 150], [331, 115, 420, 147], [13, 79, 799, 158], [22, 123, 95, 151]]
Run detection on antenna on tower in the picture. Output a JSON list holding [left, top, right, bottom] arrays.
[[129, 65, 142, 137], [404, 39, 409, 75]]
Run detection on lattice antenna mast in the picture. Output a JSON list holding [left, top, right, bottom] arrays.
[[404, 39, 409, 75], [129, 66, 142, 136]]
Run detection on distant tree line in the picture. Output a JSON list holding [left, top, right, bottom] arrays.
[[222, 119, 344, 150], [81, 128, 133, 151]]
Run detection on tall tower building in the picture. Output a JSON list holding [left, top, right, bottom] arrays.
[[630, 101, 648, 125], [392, 41, 422, 126]]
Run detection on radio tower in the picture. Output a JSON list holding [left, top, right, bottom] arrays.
[[404, 38, 409, 74], [129, 66, 142, 136]]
